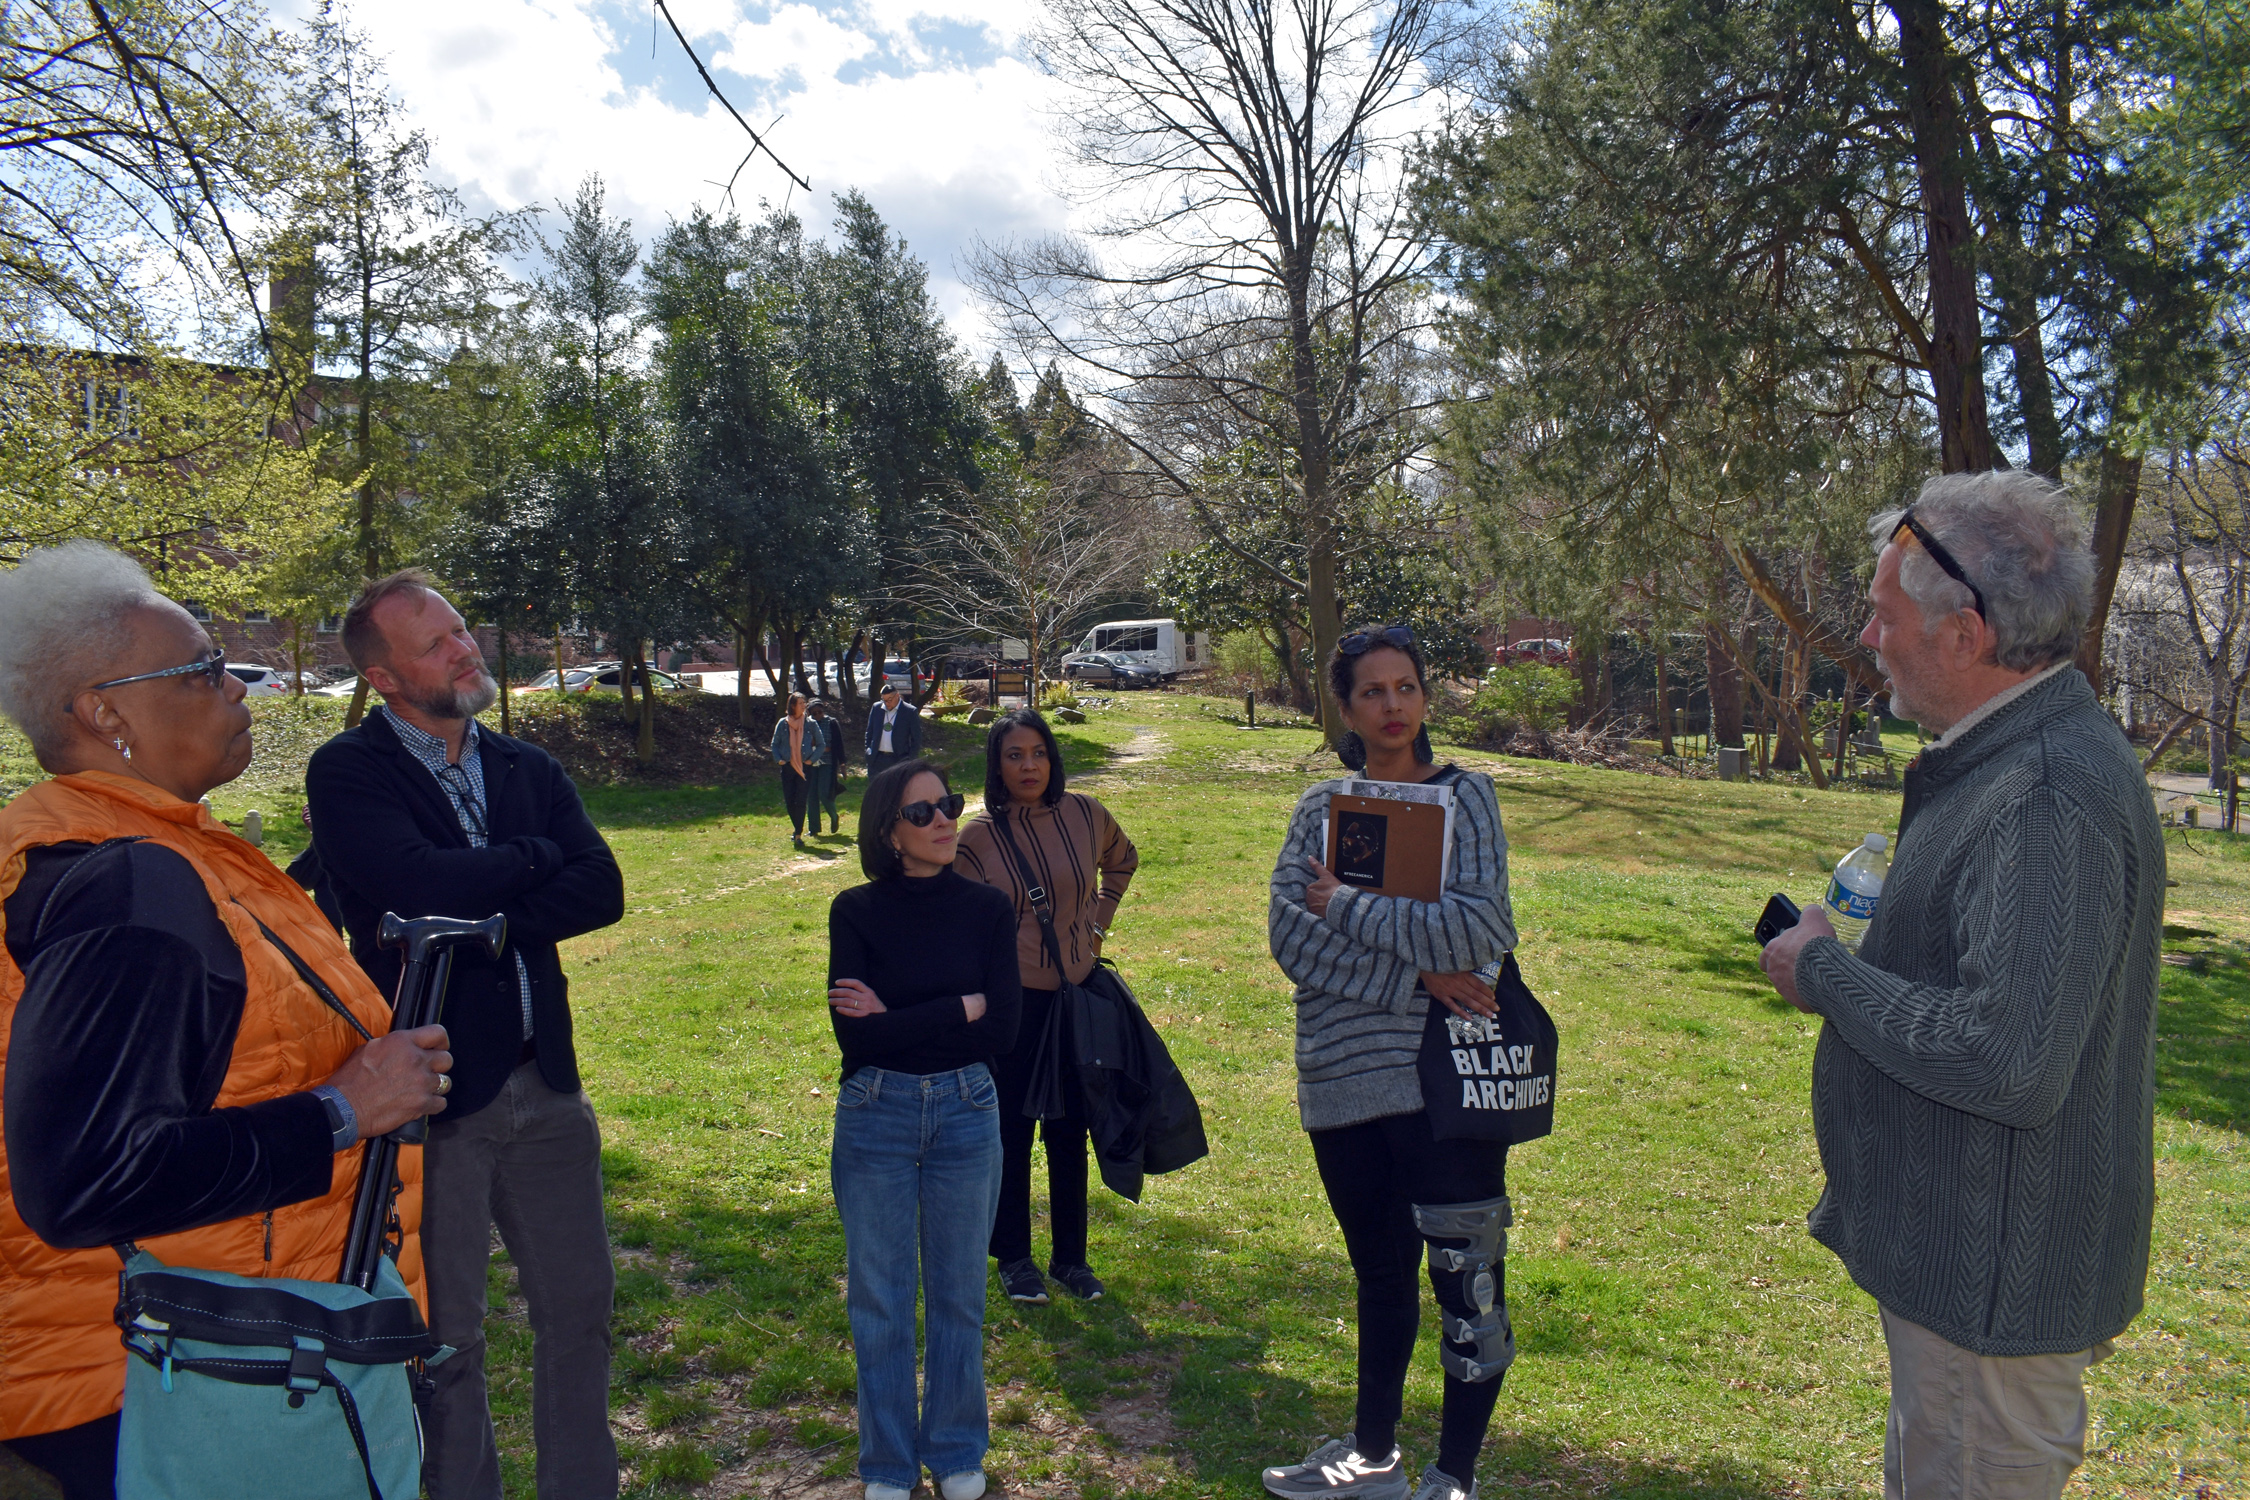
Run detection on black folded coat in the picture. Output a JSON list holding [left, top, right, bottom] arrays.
[[1022, 959, 1208, 1203]]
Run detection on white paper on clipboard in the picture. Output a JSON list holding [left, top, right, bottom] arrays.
[[1321, 776, 1457, 892]]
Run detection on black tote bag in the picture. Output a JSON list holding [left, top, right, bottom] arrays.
[[1417, 954, 1558, 1143]]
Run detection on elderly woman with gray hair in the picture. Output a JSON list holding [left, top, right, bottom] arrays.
[[1759, 471, 2164, 1500], [0, 543, 450, 1498]]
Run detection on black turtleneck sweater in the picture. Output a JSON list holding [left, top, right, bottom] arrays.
[[827, 867, 1023, 1079]]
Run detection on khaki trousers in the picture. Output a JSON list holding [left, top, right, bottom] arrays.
[[1882, 1306, 2114, 1500]]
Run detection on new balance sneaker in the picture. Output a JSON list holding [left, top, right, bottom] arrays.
[[1261, 1435, 1409, 1499], [1048, 1261, 1106, 1300], [938, 1471, 987, 1500], [997, 1257, 1050, 1304], [1408, 1465, 1477, 1500]]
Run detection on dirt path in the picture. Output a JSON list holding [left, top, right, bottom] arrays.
[[1071, 725, 1165, 786]]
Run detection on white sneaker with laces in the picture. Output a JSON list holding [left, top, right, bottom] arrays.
[[1261, 1434, 1409, 1498], [939, 1471, 987, 1500]]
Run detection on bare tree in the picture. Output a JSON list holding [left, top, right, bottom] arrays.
[[894, 466, 1154, 690], [969, 0, 1458, 739]]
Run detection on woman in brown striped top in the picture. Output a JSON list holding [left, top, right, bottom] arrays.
[[953, 707, 1139, 1305]]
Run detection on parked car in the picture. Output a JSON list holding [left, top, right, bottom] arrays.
[[518, 663, 692, 694], [880, 657, 931, 693], [1064, 652, 1161, 688], [1495, 638, 1572, 667], [224, 663, 291, 697]]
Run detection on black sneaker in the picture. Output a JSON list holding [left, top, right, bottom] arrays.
[[997, 1258, 1049, 1304], [1261, 1436, 1408, 1499], [1048, 1261, 1105, 1300]]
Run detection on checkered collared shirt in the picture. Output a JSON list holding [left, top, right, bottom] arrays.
[[380, 707, 535, 1040]]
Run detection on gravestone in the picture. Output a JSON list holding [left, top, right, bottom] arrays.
[[1717, 746, 1748, 781]]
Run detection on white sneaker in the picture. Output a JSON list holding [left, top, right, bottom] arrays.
[[865, 1484, 912, 1500], [939, 1472, 987, 1500], [1407, 1465, 1476, 1500]]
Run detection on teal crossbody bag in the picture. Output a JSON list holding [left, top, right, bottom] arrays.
[[113, 1246, 446, 1500]]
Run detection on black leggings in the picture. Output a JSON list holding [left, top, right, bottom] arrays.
[[989, 987, 1090, 1266], [1309, 1110, 1509, 1488]]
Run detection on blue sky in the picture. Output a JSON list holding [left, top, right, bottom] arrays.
[[351, 0, 1073, 349]]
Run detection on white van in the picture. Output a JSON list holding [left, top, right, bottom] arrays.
[[1068, 619, 1211, 679]]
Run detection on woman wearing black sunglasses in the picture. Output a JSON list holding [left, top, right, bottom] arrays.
[[1263, 623, 1518, 1500], [825, 759, 1023, 1500]]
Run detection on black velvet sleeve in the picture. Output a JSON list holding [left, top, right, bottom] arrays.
[[3, 842, 335, 1249]]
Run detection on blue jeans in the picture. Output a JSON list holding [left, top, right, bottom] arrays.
[[831, 1064, 1003, 1488]]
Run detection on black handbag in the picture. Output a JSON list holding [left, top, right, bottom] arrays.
[[1416, 953, 1558, 1143]]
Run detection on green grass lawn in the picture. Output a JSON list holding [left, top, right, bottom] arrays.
[[3, 693, 2241, 1497], [502, 696, 2244, 1500]]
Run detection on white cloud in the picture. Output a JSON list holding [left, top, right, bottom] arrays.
[[344, 0, 1074, 346]]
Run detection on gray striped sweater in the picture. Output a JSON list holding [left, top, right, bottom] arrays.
[[1797, 667, 2164, 1356], [1269, 767, 1517, 1130]]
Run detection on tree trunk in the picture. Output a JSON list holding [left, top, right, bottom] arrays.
[[1723, 538, 1886, 692], [1655, 640, 1675, 756], [290, 621, 306, 698], [1271, 614, 1316, 714], [554, 629, 565, 699], [841, 629, 867, 720], [1892, 0, 1997, 473], [1773, 626, 1805, 771], [1706, 623, 1745, 749], [2074, 442, 2143, 694], [1308, 533, 1344, 744], [498, 626, 512, 737], [346, 675, 370, 727], [736, 627, 753, 729], [619, 633, 637, 721], [1833, 677, 1854, 781]]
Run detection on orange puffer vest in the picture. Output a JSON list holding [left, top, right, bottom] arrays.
[[0, 771, 422, 1440]]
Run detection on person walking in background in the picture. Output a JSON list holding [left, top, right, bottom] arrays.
[[827, 760, 1022, 1500], [0, 545, 450, 1500], [955, 708, 1138, 1306], [1266, 624, 1518, 1500], [1759, 473, 2164, 1500], [865, 682, 921, 782], [814, 699, 847, 836], [308, 568, 626, 1500], [770, 691, 829, 847]]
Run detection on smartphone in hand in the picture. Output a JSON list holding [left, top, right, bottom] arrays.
[[1754, 891, 1802, 947]]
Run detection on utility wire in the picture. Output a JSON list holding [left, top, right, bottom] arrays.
[[651, 0, 812, 196]]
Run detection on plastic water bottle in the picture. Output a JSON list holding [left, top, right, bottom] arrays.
[[1824, 833, 1890, 952]]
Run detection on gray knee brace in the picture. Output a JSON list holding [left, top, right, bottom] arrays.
[[1412, 1195, 1515, 1384]]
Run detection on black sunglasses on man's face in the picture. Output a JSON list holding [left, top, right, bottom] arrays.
[[1892, 508, 1988, 621], [897, 793, 965, 828]]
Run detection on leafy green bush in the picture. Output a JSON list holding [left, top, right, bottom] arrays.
[[1465, 664, 1578, 739]]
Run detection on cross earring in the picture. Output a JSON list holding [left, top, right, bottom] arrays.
[[112, 738, 131, 762]]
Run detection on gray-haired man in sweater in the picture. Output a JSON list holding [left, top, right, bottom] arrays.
[[1760, 471, 2163, 1500]]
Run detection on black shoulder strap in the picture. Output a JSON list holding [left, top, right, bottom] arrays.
[[992, 810, 1067, 976], [236, 904, 376, 1041]]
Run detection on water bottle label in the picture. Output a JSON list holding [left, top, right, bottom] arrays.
[[1826, 878, 1879, 921]]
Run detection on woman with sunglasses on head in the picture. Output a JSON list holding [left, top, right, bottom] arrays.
[[954, 708, 1139, 1305], [1263, 624, 1518, 1500], [826, 759, 1023, 1500], [0, 544, 450, 1498]]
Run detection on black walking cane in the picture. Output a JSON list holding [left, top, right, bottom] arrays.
[[340, 911, 506, 1292]]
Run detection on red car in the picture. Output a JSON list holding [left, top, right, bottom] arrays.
[[1495, 638, 1572, 667]]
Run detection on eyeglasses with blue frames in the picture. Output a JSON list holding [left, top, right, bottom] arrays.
[[1337, 625, 1416, 656], [1892, 508, 1988, 621], [896, 793, 965, 828], [90, 649, 229, 693]]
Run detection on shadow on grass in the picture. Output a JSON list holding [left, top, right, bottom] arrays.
[[2152, 944, 2250, 1135]]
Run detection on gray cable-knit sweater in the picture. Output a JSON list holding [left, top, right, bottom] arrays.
[[1797, 667, 2164, 1357], [1269, 767, 1516, 1130]]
